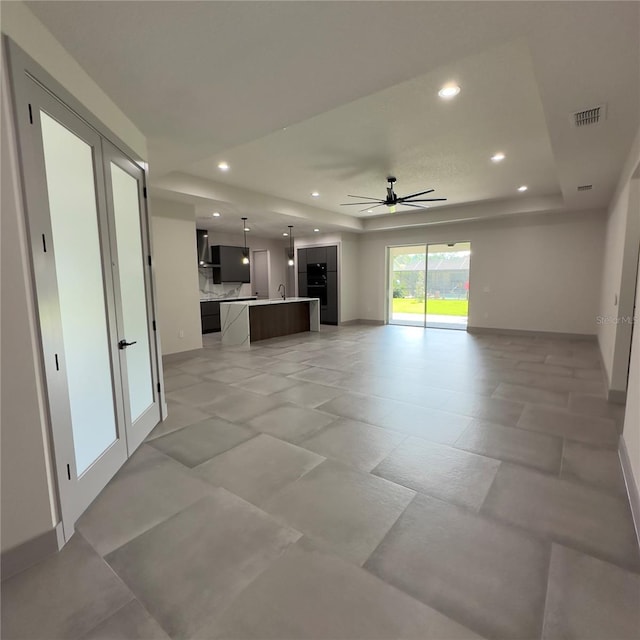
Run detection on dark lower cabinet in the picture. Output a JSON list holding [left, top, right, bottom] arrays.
[[200, 297, 256, 333], [324, 271, 338, 324], [200, 301, 221, 333]]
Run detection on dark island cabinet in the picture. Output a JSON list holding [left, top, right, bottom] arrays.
[[200, 301, 221, 333]]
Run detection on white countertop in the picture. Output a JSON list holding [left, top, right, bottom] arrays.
[[220, 297, 320, 307], [200, 295, 257, 302]]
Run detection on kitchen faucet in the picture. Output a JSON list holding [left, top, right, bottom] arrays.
[[278, 284, 286, 300]]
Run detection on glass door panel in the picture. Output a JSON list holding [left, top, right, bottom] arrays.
[[389, 245, 427, 326], [426, 243, 471, 330], [40, 112, 118, 475], [110, 162, 154, 423], [104, 143, 161, 451]]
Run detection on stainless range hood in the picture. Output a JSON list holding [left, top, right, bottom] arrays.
[[196, 229, 213, 266]]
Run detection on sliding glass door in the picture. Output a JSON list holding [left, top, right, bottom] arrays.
[[389, 245, 427, 326], [388, 242, 470, 330]]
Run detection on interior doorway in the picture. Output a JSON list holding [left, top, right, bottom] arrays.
[[388, 242, 470, 330], [252, 250, 270, 299]]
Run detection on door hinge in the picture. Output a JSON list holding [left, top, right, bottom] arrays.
[[66, 464, 71, 480], [143, 187, 147, 198], [54, 354, 59, 371], [152, 320, 157, 331], [157, 382, 161, 393], [147, 255, 152, 267], [42, 234, 47, 252], [28, 103, 33, 124]]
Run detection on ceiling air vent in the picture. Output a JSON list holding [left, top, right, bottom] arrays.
[[571, 104, 606, 127], [577, 184, 593, 191]]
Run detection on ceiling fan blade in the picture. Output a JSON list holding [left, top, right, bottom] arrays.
[[399, 189, 435, 200], [359, 204, 386, 213], [340, 201, 385, 206], [402, 198, 448, 202], [346, 194, 386, 201]]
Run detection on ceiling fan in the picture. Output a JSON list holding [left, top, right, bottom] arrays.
[[340, 176, 447, 214]]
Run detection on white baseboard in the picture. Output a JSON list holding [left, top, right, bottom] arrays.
[[1, 524, 61, 581], [467, 325, 597, 341], [619, 436, 640, 551]]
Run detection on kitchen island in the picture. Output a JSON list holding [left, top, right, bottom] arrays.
[[220, 298, 320, 346]]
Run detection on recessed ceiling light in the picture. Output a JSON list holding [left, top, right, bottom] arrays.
[[491, 152, 506, 162], [438, 84, 461, 99], [217, 161, 230, 171], [313, 228, 320, 233], [517, 185, 528, 192], [282, 232, 289, 236], [212, 212, 221, 217], [311, 191, 320, 197]]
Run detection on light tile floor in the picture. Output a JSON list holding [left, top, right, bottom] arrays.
[[3, 325, 639, 639]]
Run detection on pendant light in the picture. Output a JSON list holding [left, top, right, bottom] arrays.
[[241, 217, 249, 265], [287, 225, 294, 266]]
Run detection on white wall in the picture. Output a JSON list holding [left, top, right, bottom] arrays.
[[0, 2, 148, 552], [151, 199, 202, 355], [340, 233, 361, 323], [621, 245, 640, 514], [1, 60, 58, 552], [1, 2, 146, 159], [357, 210, 605, 335], [598, 127, 640, 395]]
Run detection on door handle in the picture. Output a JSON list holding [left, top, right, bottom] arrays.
[[118, 339, 137, 349]]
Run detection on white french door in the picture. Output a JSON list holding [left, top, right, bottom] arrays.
[[103, 143, 161, 450], [15, 76, 161, 539]]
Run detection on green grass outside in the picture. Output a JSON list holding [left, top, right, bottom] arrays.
[[392, 298, 468, 317]]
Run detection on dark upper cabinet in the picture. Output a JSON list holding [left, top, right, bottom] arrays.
[[210, 245, 250, 283], [326, 245, 337, 271], [306, 246, 326, 264], [297, 272, 308, 296], [297, 248, 307, 272]]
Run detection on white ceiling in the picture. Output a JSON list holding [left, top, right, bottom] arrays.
[[27, 1, 640, 238]]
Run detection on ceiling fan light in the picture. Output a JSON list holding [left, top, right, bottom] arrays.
[[438, 84, 461, 99]]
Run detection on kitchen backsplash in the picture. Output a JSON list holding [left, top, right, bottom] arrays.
[[199, 268, 253, 300]]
